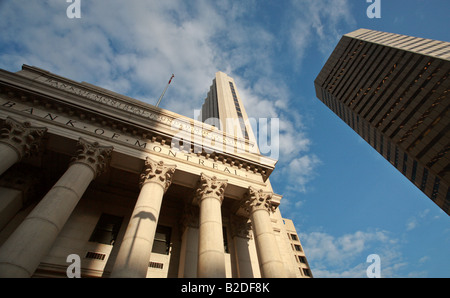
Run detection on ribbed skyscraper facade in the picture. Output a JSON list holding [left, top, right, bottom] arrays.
[[315, 29, 450, 215]]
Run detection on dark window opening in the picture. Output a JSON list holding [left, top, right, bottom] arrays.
[[89, 213, 123, 246], [152, 225, 172, 255]]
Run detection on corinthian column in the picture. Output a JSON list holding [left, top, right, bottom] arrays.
[[242, 187, 287, 278], [0, 117, 47, 175], [0, 138, 113, 278], [111, 157, 176, 278], [195, 173, 227, 278]]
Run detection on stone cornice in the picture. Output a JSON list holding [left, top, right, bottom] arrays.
[[17, 65, 256, 151], [0, 66, 276, 181]]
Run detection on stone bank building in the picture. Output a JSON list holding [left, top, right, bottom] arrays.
[[0, 66, 312, 278]]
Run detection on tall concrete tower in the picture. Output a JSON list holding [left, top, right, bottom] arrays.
[[315, 29, 450, 215], [200, 72, 258, 149]]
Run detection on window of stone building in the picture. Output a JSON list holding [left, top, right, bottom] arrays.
[[302, 268, 312, 277], [223, 227, 229, 253], [152, 225, 172, 255], [89, 213, 123, 245], [294, 244, 302, 252], [298, 256, 307, 264]]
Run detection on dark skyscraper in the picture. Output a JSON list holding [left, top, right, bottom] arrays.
[[315, 29, 450, 215]]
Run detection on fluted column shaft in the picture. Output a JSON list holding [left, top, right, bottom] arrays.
[[0, 117, 47, 175], [111, 157, 176, 278], [243, 187, 287, 278], [0, 138, 112, 278], [195, 174, 227, 278]]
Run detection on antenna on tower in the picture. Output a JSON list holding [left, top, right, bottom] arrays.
[[155, 74, 174, 107]]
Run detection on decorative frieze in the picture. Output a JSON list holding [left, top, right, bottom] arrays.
[[0, 97, 271, 181], [242, 186, 277, 214], [70, 138, 113, 178], [139, 156, 176, 192], [0, 116, 47, 159]]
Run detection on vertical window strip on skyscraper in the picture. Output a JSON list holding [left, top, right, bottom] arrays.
[[387, 140, 392, 162], [399, 88, 448, 145], [340, 43, 377, 105], [388, 69, 442, 139], [427, 144, 450, 169], [411, 160, 418, 183], [445, 188, 450, 209], [362, 121, 366, 140], [373, 129, 377, 151], [420, 168, 429, 191], [380, 134, 384, 156], [326, 39, 362, 94], [379, 57, 430, 133], [394, 146, 399, 167], [357, 57, 397, 117], [333, 42, 367, 99], [391, 62, 447, 144], [415, 120, 450, 161], [347, 44, 387, 107], [353, 47, 397, 113], [363, 53, 406, 121], [431, 177, 441, 201], [229, 82, 249, 140], [402, 152, 408, 174], [373, 54, 420, 128], [337, 42, 374, 102], [321, 38, 354, 89], [391, 66, 449, 150]]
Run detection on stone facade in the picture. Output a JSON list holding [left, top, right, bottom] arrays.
[[0, 65, 312, 278]]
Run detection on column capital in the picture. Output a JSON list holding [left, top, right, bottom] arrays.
[[194, 173, 227, 204], [179, 204, 199, 231], [0, 117, 47, 159], [70, 138, 113, 178], [230, 215, 252, 239], [139, 157, 176, 192], [242, 186, 277, 214]]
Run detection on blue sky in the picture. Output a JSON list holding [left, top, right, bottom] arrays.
[[0, 0, 449, 277]]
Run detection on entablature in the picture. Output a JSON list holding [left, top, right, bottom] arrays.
[[0, 66, 277, 184]]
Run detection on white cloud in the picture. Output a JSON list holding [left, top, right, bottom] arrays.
[[287, 0, 356, 67], [299, 229, 406, 277], [406, 209, 431, 231], [0, 0, 355, 200]]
